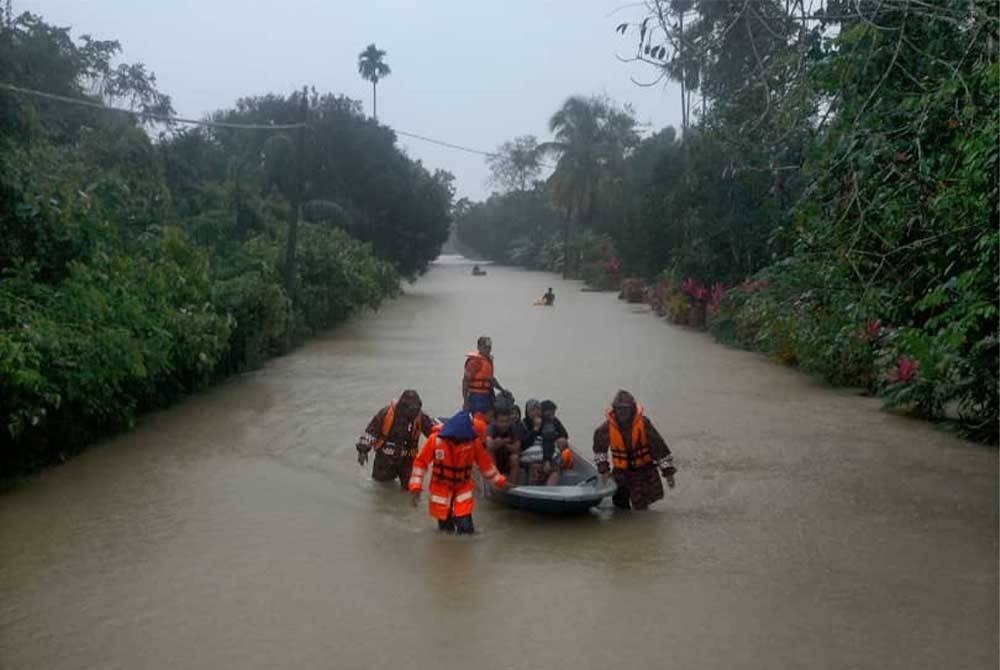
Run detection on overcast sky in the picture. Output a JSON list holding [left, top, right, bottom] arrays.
[[23, 0, 683, 200]]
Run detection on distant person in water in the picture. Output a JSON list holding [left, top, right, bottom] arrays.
[[472, 264, 486, 276], [592, 390, 676, 510], [356, 390, 439, 490], [534, 288, 555, 306], [463, 336, 507, 420]]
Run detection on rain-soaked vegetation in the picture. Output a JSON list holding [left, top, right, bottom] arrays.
[[457, 0, 998, 443], [0, 9, 452, 475]]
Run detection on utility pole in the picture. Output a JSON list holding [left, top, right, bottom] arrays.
[[284, 87, 308, 302]]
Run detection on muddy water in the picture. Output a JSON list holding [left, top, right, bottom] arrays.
[[1, 256, 996, 669]]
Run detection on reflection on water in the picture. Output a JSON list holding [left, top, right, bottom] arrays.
[[0, 258, 996, 670]]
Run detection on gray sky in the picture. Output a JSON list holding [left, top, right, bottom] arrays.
[[24, 0, 682, 200]]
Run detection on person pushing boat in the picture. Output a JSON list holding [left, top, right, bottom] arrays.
[[592, 390, 677, 510], [356, 390, 439, 490], [409, 410, 508, 533]]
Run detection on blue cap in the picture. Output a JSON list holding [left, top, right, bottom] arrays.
[[438, 410, 477, 442]]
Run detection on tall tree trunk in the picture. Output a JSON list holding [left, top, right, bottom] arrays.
[[679, 9, 688, 132], [372, 81, 378, 121], [284, 90, 308, 306], [562, 208, 571, 278]]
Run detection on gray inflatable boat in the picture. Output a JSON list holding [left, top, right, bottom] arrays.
[[480, 447, 616, 514]]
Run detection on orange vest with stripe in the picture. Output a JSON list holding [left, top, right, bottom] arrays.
[[378, 401, 421, 452], [409, 420, 504, 520], [465, 351, 494, 395], [607, 405, 652, 470]]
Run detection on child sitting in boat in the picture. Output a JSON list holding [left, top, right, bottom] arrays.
[[521, 399, 571, 486], [484, 397, 523, 485]]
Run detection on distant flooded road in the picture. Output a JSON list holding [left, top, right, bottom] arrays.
[[1, 256, 996, 669]]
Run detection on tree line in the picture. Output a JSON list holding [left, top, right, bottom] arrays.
[[0, 10, 452, 475], [456, 0, 998, 442]]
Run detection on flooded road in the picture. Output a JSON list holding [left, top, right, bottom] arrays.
[[1, 256, 997, 669]]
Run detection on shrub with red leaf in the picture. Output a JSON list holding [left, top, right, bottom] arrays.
[[889, 355, 919, 383], [858, 319, 881, 341], [682, 278, 708, 302]]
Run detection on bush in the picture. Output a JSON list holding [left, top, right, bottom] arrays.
[[666, 293, 689, 324], [0, 228, 232, 473], [289, 224, 399, 335], [211, 265, 290, 374]]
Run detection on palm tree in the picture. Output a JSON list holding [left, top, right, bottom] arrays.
[[357, 43, 391, 121], [537, 96, 637, 275]]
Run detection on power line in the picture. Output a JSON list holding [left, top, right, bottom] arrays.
[[395, 129, 497, 158], [394, 129, 557, 169], [0, 81, 559, 167], [0, 82, 305, 130]]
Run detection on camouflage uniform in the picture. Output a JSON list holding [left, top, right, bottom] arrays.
[[593, 390, 676, 510]]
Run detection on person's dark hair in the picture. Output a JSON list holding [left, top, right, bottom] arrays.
[[494, 396, 514, 416], [540, 399, 557, 413], [477, 335, 491, 348], [399, 389, 422, 409]]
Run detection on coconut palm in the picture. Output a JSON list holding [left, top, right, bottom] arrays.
[[537, 96, 638, 275], [357, 43, 391, 121], [537, 96, 637, 224]]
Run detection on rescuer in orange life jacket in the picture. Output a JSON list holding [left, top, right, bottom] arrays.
[[356, 390, 439, 490], [409, 410, 509, 534], [593, 390, 677, 510], [462, 336, 508, 420]]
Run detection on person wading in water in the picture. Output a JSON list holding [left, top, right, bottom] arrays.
[[592, 390, 677, 510], [409, 410, 508, 534], [356, 390, 438, 490]]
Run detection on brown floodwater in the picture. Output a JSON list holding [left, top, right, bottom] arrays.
[[1, 256, 997, 669]]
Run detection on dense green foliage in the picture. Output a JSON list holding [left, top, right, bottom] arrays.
[[457, 1, 998, 441], [165, 90, 453, 280], [454, 188, 564, 269], [0, 11, 449, 475]]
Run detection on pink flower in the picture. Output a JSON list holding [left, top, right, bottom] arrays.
[[890, 355, 918, 383], [682, 278, 708, 302]]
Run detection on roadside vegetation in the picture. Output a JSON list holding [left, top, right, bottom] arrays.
[[0, 10, 452, 475], [456, 1, 998, 442]]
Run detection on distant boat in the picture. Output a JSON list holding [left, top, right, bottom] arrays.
[[471, 265, 487, 276]]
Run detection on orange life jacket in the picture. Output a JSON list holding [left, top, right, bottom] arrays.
[[606, 405, 652, 470], [409, 427, 505, 520], [464, 351, 494, 395], [377, 400, 422, 455]]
